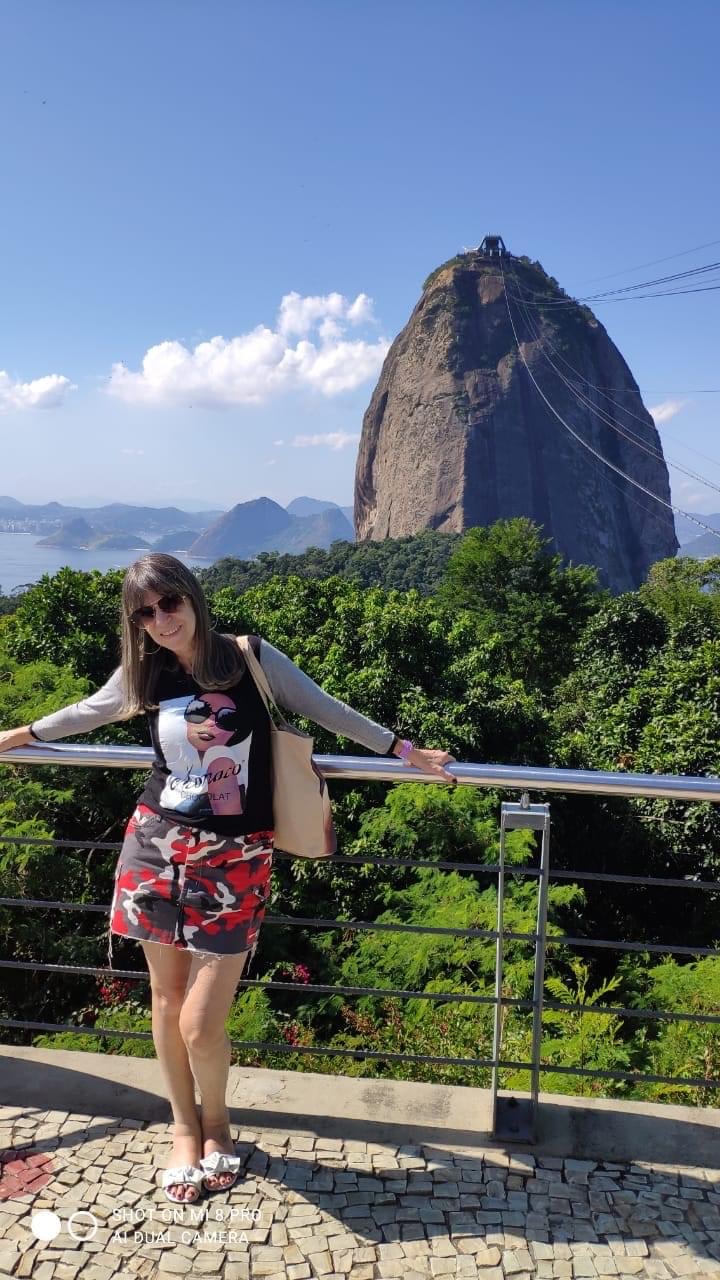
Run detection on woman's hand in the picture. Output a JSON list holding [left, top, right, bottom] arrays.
[[395, 744, 457, 784], [0, 726, 34, 753]]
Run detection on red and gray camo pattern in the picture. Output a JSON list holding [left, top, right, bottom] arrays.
[[108, 803, 273, 965]]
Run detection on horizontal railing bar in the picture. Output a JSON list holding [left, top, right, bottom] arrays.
[[0, 897, 109, 914], [548, 868, 720, 892], [0, 898, 516, 941], [0, 959, 514, 1008], [500, 1059, 720, 1091], [0, 1018, 491, 1070], [3, 959, 719, 1027], [545, 934, 720, 959], [275, 919, 720, 960], [0, 835, 516, 877], [540, 998, 720, 1027], [335, 860, 720, 891], [2, 1018, 718, 1089], [2, 834, 718, 894], [4, 894, 717, 957], [4, 743, 720, 802], [0, 835, 124, 851], [0, 833, 505, 876]]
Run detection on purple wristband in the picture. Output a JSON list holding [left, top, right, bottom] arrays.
[[398, 738, 414, 761]]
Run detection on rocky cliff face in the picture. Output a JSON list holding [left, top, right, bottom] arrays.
[[354, 250, 678, 592]]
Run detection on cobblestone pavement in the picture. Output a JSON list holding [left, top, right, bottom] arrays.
[[1, 1105, 720, 1279]]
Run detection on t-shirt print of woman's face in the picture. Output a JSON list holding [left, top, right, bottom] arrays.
[[157, 693, 253, 819], [184, 693, 242, 752]]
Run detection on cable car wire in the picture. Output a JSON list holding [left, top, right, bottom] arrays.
[[581, 237, 720, 285], [498, 260, 720, 545], [506, 274, 720, 499], [509, 258, 720, 305], [506, 267, 720, 475]]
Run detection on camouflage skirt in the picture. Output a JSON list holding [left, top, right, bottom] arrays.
[[107, 803, 273, 969]]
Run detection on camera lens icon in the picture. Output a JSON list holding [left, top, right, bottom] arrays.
[[30, 1211, 62, 1242], [67, 1211, 98, 1242]]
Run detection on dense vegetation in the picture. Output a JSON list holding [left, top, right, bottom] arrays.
[[195, 529, 460, 597], [1, 520, 719, 1106]]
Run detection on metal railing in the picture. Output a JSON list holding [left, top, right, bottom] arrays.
[[2, 743, 720, 1142]]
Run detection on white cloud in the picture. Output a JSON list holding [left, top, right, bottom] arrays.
[[278, 290, 375, 337], [121, 448, 145, 456], [346, 294, 374, 324], [0, 371, 74, 412], [291, 431, 360, 451], [650, 399, 686, 424], [319, 317, 343, 342], [108, 292, 388, 408], [675, 477, 717, 510]]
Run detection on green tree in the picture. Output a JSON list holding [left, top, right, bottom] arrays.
[[528, 959, 632, 1097], [197, 530, 460, 597], [439, 519, 604, 687], [1, 566, 125, 681], [631, 956, 720, 1107]]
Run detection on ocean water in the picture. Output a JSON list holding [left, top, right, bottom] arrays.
[[0, 532, 210, 595]]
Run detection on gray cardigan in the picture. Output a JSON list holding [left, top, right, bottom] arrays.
[[30, 638, 396, 755]]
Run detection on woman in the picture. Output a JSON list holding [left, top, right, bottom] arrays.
[[0, 553, 455, 1205]]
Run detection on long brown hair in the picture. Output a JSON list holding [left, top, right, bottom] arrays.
[[119, 553, 245, 715]]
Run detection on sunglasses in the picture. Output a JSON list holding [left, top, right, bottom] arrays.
[[130, 593, 185, 627], [184, 699, 243, 733]]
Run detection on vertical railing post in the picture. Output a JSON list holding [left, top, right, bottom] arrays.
[[530, 805, 551, 1118], [490, 805, 508, 1134], [491, 795, 551, 1143]]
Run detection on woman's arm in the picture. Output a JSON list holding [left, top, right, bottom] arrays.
[[258, 639, 395, 754], [0, 666, 128, 748], [257, 640, 456, 781]]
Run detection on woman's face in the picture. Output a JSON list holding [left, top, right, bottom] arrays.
[[184, 692, 238, 751], [140, 590, 197, 657]]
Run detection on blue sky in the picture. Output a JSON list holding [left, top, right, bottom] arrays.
[[2, 0, 719, 514]]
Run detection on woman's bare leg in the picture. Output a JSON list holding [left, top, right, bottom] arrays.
[[141, 940, 200, 1201], [179, 949, 249, 1189]]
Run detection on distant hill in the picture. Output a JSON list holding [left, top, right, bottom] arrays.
[[270, 507, 353, 554], [678, 530, 720, 560], [190, 497, 354, 559], [286, 496, 340, 517], [153, 529, 203, 552], [37, 517, 96, 548], [0, 498, 221, 537], [0, 494, 355, 560], [285, 491, 353, 527], [37, 518, 151, 551], [286, 495, 354, 531], [92, 533, 152, 551], [675, 512, 720, 547], [191, 498, 293, 558]]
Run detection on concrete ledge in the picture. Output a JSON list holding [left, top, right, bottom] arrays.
[[1, 1044, 719, 1167]]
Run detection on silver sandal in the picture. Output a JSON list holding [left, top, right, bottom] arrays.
[[199, 1149, 243, 1192], [161, 1163, 205, 1203]]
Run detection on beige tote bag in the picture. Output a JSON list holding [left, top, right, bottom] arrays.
[[237, 635, 337, 860]]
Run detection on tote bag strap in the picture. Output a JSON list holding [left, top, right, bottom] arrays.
[[237, 634, 283, 723]]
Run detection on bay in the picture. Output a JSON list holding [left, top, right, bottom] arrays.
[[0, 532, 211, 595]]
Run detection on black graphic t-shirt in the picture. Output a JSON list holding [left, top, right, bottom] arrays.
[[137, 654, 274, 839]]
